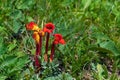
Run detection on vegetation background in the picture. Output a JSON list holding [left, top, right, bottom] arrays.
[[0, 0, 120, 80]]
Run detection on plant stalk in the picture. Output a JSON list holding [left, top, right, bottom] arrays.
[[44, 33, 50, 62], [50, 43, 55, 62], [35, 43, 40, 67]]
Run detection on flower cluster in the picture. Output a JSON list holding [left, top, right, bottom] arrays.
[[26, 22, 65, 68]]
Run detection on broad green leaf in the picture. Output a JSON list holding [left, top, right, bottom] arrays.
[[92, 32, 109, 44], [13, 20, 21, 33], [100, 41, 120, 56], [10, 10, 22, 20], [88, 45, 113, 54], [91, 31, 120, 56]]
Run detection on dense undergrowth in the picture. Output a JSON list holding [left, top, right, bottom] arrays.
[[0, 0, 120, 80]]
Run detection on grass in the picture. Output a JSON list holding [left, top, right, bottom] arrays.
[[0, 0, 120, 80]]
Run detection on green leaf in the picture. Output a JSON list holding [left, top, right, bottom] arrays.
[[0, 56, 17, 70], [26, 16, 34, 22], [7, 40, 17, 52], [0, 37, 7, 55], [82, 0, 92, 10], [10, 56, 29, 73], [16, 51, 26, 57], [110, 73, 119, 80], [16, 0, 35, 10], [92, 32, 109, 44], [44, 73, 73, 80], [91, 31, 120, 56], [100, 40, 120, 56], [102, 65, 108, 79], [0, 75, 7, 80], [13, 20, 21, 33], [97, 64, 104, 80], [61, 0, 74, 7], [10, 10, 22, 20], [0, 26, 8, 36]]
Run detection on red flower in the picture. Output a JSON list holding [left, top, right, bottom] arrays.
[[26, 22, 40, 31], [53, 34, 65, 45], [50, 34, 65, 62], [43, 23, 55, 33], [43, 23, 55, 62]]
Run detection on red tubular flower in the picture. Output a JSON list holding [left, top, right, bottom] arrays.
[[53, 34, 66, 45], [26, 22, 40, 31], [50, 34, 65, 62], [43, 23, 55, 62], [43, 23, 55, 33]]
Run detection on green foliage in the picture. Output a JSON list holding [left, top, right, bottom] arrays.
[[44, 73, 73, 80], [0, 0, 120, 79]]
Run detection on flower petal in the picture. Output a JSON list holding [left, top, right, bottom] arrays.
[[53, 34, 65, 45], [59, 39, 66, 44], [33, 32, 40, 44], [44, 23, 55, 33], [26, 22, 40, 31]]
